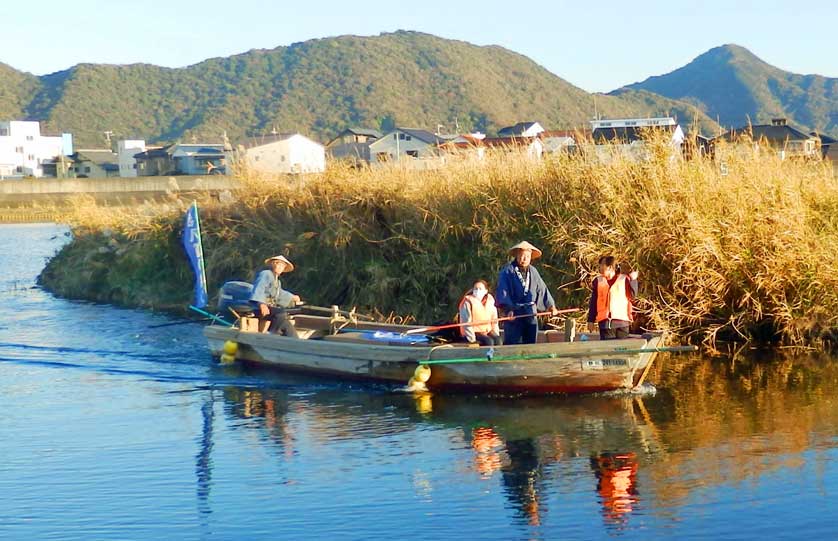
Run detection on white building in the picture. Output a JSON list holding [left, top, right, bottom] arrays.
[[368, 128, 447, 168], [239, 133, 325, 174], [483, 136, 544, 160], [497, 121, 545, 138], [590, 117, 684, 161], [117, 140, 146, 178], [0, 121, 72, 179], [541, 130, 580, 153]]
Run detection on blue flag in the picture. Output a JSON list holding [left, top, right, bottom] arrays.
[[182, 202, 208, 308]]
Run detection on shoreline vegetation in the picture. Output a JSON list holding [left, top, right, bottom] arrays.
[[37, 135, 838, 350]]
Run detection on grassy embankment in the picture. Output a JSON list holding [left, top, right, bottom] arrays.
[[38, 136, 838, 348]]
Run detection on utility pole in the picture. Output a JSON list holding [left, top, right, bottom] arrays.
[[103, 130, 114, 149]]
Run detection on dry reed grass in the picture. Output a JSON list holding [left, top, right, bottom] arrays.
[[42, 135, 838, 347]]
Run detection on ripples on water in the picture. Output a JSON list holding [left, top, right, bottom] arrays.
[[1, 224, 838, 540]]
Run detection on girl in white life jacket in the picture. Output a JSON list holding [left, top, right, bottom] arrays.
[[458, 280, 503, 346]]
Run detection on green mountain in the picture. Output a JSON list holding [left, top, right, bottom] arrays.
[[2, 31, 717, 147], [619, 44, 838, 136]]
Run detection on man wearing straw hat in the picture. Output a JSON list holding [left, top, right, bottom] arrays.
[[249, 255, 302, 337], [495, 241, 559, 345]]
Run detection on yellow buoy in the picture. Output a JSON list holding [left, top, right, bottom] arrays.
[[406, 377, 428, 393], [414, 393, 433, 414], [223, 341, 239, 356], [414, 364, 432, 383], [219, 353, 236, 364]]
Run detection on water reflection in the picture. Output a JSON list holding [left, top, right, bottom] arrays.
[[591, 451, 639, 527], [211, 350, 838, 534], [215, 375, 656, 529]]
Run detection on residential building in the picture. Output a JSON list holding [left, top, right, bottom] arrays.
[[134, 143, 226, 176], [497, 122, 544, 138], [171, 144, 227, 175], [817, 133, 838, 175], [117, 140, 146, 178], [0, 120, 72, 179], [590, 117, 685, 161], [541, 130, 586, 153], [40, 155, 73, 178], [368, 128, 447, 168], [69, 149, 120, 178], [715, 118, 819, 159], [482, 136, 544, 160], [326, 128, 382, 165], [436, 133, 487, 161], [134, 145, 174, 176], [239, 133, 325, 174]]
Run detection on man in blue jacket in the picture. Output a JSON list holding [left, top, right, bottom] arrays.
[[495, 241, 559, 345]]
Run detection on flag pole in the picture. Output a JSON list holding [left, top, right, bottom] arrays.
[[193, 201, 208, 299]]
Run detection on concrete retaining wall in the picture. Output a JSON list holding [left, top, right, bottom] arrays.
[[0, 175, 237, 205]]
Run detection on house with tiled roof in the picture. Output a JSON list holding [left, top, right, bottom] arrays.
[[436, 133, 487, 160], [368, 128, 448, 168], [541, 129, 588, 153], [814, 132, 838, 175], [482, 135, 543, 160], [134, 143, 227, 176], [497, 121, 544, 138], [326, 127, 383, 165], [715, 119, 819, 159], [69, 149, 120, 178]]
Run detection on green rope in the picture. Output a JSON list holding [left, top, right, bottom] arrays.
[[419, 345, 697, 366]]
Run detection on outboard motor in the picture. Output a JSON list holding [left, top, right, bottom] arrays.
[[217, 281, 254, 320]]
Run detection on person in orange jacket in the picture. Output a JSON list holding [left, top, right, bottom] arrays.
[[587, 255, 639, 340]]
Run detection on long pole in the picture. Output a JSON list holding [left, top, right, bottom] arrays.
[[194, 201, 208, 300], [189, 305, 234, 327], [404, 308, 581, 335]]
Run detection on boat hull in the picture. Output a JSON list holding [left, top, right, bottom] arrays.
[[205, 324, 665, 394]]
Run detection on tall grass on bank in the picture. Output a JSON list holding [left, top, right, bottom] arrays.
[[40, 136, 838, 348]]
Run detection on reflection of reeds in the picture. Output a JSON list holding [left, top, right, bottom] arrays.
[[642, 349, 838, 510], [41, 134, 838, 347]]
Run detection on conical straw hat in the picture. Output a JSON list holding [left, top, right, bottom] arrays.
[[508, 241, 542, 259], [264, 255, 295, 272]]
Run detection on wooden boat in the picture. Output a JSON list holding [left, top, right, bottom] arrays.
[[204, 311, 681, 394]]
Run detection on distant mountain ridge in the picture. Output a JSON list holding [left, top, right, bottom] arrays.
[[618, 44, 838, 136], [0, 31, 717, 147]]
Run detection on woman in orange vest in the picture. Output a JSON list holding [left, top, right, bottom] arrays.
[[587, 256, 639, 340], [458, 280, 503, 346]]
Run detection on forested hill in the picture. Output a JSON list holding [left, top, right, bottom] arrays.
[[1, 31, 717, 147], [618, 44, 838, 136]]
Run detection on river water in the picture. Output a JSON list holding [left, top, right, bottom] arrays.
[[2, 223, 838, 540]]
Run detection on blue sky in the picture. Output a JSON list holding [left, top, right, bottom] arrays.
[[2, 0, 836, 92]]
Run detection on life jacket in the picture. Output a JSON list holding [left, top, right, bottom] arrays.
[[458, 293, 497, 336], [594, 275, 632, 323]]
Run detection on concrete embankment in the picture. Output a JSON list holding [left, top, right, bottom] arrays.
[[0, 175, 237, 222]]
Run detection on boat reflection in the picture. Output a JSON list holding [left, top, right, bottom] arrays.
[[216, 373, 655, 528], [209, 350, 838, 530]]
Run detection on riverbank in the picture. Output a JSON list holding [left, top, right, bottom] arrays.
[[38, 140, 838, 348]]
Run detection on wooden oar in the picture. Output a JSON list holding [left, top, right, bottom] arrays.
[[404, 308, 582, 335]]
